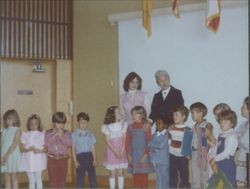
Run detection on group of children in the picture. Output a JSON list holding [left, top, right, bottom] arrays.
[[0, 96, 249, 189]]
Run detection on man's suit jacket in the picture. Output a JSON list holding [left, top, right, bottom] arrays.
[[149, 86, 184, 124]]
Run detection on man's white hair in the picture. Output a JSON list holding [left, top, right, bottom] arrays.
[[155, 70, 170, 82]]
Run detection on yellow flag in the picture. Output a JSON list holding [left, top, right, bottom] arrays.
[[172, 0, 180, 18], [206, 0, 221, 33], [142, 0, 152, 37]]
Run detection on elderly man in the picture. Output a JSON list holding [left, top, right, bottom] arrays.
[[149, 70, 184, 125]]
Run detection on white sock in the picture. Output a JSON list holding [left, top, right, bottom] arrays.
[[118, 176, 124, 189], [109, 177, 116, 189], [27, 172, 35, 189], [34, 171, 43, 189]]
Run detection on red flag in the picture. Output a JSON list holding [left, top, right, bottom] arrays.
[[172, 0, 180, 18], [142, 0, 152, 37], [206, 0, 221, 33]]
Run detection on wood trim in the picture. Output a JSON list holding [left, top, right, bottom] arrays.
[[0, 0, 72, 60]]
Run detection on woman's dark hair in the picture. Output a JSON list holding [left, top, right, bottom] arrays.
[[123, 72, 142, 92], [104, 106, 118, 124]]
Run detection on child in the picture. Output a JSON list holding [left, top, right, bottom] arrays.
[[168, 105, 192, 188], [72, 112, 97, 188], [210, 109, 238, 187], [235, 96, 249, 187], [205, 124, 217, 183], [125, 106, 154, 188], [213, 103, 231, 121], [190, 102, 213, 189], [44, 112, 72, 188], [20, 114, 47, 189], [213, 103, 231, 137], [101, 106, 128, 189], [148, 115, 170, 189], [206, 123, 233, 189], [1, 109, 21, 188]]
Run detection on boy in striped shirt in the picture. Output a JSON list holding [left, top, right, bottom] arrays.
[[168, 105, 192, 188]]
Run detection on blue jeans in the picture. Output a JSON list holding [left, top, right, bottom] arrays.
[[155, 164, 169, 189], [217, 156, 236, 187], [76, 152, 97, 188]]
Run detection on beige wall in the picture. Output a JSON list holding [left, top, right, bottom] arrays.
[[0, 59, 56, 182], [73, 0, 200, 176], [0, 59, 73, 182]]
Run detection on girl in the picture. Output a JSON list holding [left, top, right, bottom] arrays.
[[20, 114, 47, 189], [44, 112, 72, 187], [205, 124, 217, 183], [101, 106, 128, 189], [1, 109, 22, 188], [148, 116, 170, 189], [125, 106, 154, 188], [235, 96, 249, 187], [210, 110, 238, 187]]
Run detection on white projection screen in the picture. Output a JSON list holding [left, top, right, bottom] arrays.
[[118, 5, 248, 134]]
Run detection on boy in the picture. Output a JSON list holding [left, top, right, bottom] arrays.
[[148, 116, 170, 189], [72, 112, 97, 188], [168, 105, 192, 188], [210, 110, 238, 187], [190, 102, 213, 189], [212, 103, 231, 138]]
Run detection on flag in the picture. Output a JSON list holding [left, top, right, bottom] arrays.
[[142, 0, 152, 37], [172, 0, 180, 18], [206, 0, 221, 33], [207, 169, 233, 189]]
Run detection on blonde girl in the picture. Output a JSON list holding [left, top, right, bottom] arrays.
[[1, 109, 22, 188], [20, 114, 47, 189]]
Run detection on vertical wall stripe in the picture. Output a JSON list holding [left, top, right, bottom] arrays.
[[0, 0, 72, 60]]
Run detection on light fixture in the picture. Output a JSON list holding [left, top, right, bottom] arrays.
[[33, 60, 45, 73]]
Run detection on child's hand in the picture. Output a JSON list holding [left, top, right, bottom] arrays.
[[33, 148, 41, 153], [140, 154, 147, 163], [93, 160, 98, 167], [209, 158, 218, 173], [152, 162, 156, 169], [74, 160, 80, 168], [1, 157, 6, 166], [185, 156, 191, 160], [143, 123, 150, 132], [29, 146, 35, 151], [114, 150, 122, 159], [117, 149, 125, 158], [127, 155, 133, 164], [120, 148, 125, 155]]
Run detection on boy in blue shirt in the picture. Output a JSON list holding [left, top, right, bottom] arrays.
[[148, 116, 170, 189], [72, 112, 97, 188]]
